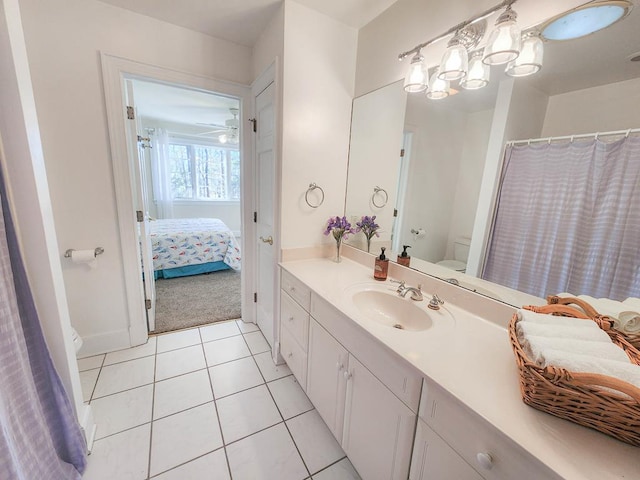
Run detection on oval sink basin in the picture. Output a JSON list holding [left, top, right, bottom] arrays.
[[351, 289, 433, 331]]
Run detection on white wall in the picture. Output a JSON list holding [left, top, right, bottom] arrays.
[[542, 77, 640, 137], [345, 80, 407, 250], [447, 108, 494, 258], [19, 0, 253, 355], [280, 1, 358, 250], [0, 0, 88, 431]]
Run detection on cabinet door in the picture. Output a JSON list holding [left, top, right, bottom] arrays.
[[410, 419, 483, 480], [306, 318, 348, 443], [342, 355, 416, 480]]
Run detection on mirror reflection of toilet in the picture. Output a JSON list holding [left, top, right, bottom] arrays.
[[436, 237, 471, 273]]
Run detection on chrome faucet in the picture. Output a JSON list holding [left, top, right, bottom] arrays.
[[397, 282, 423, 301], [428, 294, 444, 310], [444, 278, 459, 286]]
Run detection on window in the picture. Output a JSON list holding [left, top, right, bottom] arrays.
[[168, 142, 240, 201]]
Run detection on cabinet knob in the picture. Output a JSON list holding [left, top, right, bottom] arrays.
[[476, 452, 493, 470], [288, 316, 294, 322], [343, 370, 352, 381], [289, 286, 296, 292], [287, 352, 293, 358], [336, 362, 344, 371]]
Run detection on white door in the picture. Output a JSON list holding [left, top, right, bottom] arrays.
[[342, 355, 416, 480], [255, 82, 276, 346], [125, 80, 156, 331], [306, 319, 349, 443]]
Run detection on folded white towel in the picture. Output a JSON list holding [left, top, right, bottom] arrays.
[[516, 322, 612, 344], [537, 349, 640, 395], [516, 309, 598, 329], [523, 335, 630, 366], [615, 311, 640, 334]]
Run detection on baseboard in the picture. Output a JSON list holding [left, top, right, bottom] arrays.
[[76, 328, 131, 358], [78, 403, 96, 454]]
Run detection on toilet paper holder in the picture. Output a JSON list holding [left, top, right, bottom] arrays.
[[64, 247, 104, 258]]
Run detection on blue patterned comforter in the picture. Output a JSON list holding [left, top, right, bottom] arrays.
[[149, 218, 241, 271]]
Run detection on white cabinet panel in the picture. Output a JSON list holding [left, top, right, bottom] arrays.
[[342, 355, 416, 480], [281, 270, 311, 311], [280, 326, 307, 390], [306, 318, 349, 443], [410, 419, 483, 480], [280, 291, 309, 350]]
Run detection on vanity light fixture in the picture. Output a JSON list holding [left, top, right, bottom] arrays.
[[461, 50, 490, 89], [505, 31, 544, 77], [482, 4, 522, 65], [426, 69, 450, 99], [540, 0, 632, 41], [438, 31, 469, 81], [403, 51, 429, 93]]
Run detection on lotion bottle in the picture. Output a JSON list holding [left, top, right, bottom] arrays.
[[397, 245, 411, 267], [374, 247, 389, 281]]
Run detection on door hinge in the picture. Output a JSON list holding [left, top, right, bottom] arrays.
[[145, 299, 151, 310], [126, 106, 135, 120], [400, 148, 405, 157], [393, 208, 398, 217], [249, 118, 257, 133], [136, 210, 144, 222], [253, 211, 257, 223], [253, 292, 258, 303]]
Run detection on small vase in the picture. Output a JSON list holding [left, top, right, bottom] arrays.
[[335, 239, 342, 263], [366, 236, 371, 253]]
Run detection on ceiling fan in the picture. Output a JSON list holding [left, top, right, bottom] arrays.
[[196, 107, 239, 144]]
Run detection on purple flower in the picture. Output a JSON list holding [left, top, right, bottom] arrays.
[[324, 216, 355, 243], [356, 215, 379, 241]]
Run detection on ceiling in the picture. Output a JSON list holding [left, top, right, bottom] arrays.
[[97, 0, 399, 47]]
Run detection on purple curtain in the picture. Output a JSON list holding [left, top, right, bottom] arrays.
[[0, 168, 86, 478], [483, 136, 640, 301]]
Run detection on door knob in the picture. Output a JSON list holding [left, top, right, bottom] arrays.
[[260, 236, 273, 245]]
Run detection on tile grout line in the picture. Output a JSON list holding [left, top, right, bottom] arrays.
[[198, 325, 234, 480], [145, 336, 159, 480], [245, 337, 312, 479]]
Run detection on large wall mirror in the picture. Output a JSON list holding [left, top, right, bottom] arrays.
[[345, 3, 640, 307]]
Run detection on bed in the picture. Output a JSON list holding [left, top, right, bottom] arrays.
[[149, 218, 241, 279]]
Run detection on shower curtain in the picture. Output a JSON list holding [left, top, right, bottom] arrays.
[[483, 135, 640, 301], [0, 169, 86, 478]]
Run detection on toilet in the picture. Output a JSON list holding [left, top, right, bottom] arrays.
[[436, 237, 471, 273]]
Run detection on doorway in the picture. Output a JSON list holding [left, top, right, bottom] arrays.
[[101, 54, 255, 348], [129, 79, 243, 334]]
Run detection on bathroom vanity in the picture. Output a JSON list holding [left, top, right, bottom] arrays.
[[279, 256, 640, 480]]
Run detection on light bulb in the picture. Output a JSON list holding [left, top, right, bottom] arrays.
[[426, 70, 450, 100], [461, 51, 490, 90], [439, 35, 468, 81], [483, 6, 521, 65], [219, 134, 228, 144], [404, 52, 429, 93]]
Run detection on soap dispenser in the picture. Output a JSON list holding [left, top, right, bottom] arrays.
[[374, 247, 389, 281], [397, 245, 411, 267]]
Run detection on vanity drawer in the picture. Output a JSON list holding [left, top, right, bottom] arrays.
[[420, 380, 560, 480], [311, 293, 421, 412], [280, 325, 308, 390], [281, 270, 311, 311], [280, 290, 309, 351]]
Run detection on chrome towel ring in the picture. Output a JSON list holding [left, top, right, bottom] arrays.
[[305, 183, 325, 208], [372, 186, 388, 208]]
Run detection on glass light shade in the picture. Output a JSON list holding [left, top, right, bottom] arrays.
[[439, 43, 468, 81], [461, 53, 490, 90], [218, 134, 228, 144], [483, 8, 521, 65], [404, 53, 429, 93], [541, 2, 631, 41], [506, 35, 543, 77], [426, 70, 450, 100]]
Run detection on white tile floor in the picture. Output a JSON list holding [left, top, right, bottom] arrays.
[[80, 319, 361, 480]]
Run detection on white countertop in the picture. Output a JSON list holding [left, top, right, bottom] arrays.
[[280, 257, 640, 480]]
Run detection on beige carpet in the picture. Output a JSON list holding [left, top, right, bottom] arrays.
[[152, 270, 241, 334]]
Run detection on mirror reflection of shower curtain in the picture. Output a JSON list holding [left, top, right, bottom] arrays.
[[483, 135, 640, 301], [150, 128, 174, 219]]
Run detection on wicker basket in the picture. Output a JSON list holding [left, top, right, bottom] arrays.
[[509, 297, 640, 446]]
